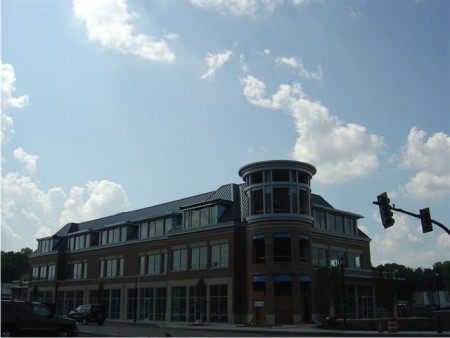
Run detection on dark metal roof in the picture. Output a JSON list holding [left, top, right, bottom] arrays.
[[311, 194, 334, 209], [55, 184, 237, 237]]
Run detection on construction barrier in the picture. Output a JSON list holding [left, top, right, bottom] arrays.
[[388, 316, 398, 333]]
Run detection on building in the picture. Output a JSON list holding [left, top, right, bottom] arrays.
[[29, 160, 375, 324]]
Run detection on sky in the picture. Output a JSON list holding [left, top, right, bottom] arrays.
[[1, 0, 449, 269]]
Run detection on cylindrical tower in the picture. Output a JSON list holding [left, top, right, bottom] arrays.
[[238, 160, 317, 325]]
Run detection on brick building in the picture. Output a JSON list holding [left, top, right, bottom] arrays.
[[29, 160, 374, 324]]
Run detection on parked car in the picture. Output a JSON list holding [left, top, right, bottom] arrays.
[[1, 300, 78, 337], [67, 304, 105, 325]]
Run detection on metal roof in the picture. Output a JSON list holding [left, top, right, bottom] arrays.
[[55, 184, 237, 237]]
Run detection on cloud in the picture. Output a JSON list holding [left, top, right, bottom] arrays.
[[399, 127, 450, 198], [1, 61, 29, 143], [276, 56, 324, 81], [13, 147, 39, 177], [201, 49, 233, 80], [73, 0, 175, 62], [1, 171, 129, 251], [370, 212, 449, 268], [346, 6, 362, 18], [240, 74, 384, 183], [190, 0, 282, 17], [1, 62, 130, 251], [60, 180, 129, 225]]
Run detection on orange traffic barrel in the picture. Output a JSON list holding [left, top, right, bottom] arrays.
[[388, 316, 398, 333]]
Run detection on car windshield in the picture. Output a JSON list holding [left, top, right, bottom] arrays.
[[75, 305, 83, 311], [33, 304, 51, 317]]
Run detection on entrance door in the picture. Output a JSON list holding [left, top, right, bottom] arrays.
[[274, 296, 292, 324], [274, 280, 292, 325]]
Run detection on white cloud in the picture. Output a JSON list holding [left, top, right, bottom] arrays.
[[1, 61, 130, 251], [399, 127, 450, 198], [60, 180, 129, 225], [201, 49, 233, 80], [370, 213, 448, 268], [240, 74, 384, 183], [190, 0, 282, 17], [1, 171, 129, 251], [276, 56, 324, 81], [346, 6, 362, 18], [73, 0, 175, 62], [13, 147, 39, 177], [1, 61, 29, 143]]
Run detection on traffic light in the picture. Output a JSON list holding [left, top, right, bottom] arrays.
[[420, 208, 433, 233], [377, 192, 395, 229]]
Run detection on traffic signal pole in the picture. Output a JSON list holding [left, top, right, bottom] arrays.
[[373, 200, 450, 237]]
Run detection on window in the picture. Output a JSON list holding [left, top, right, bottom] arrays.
[[250, 171, 263, 184], [314, 210, 327, 230], [345, 218, 356, 235], [148, 254, 161, 274], [273, 233, 291, 262], [171, 286, 187, 321], [141, 222, 149, 238], [348, 252, 362, 269], [102, 231, 108, 245], [121, 226, 127, 241], [39, 265, 47, 279], [299, 235, 309, 262], [297, 172, 309, 184], [330, 250, 345, 267], [273, 187, 290, 213], [299, 189, 309, 215], [48, 264, 55, 280], [155, 287, 167, 321], [211, 243, 228, 268], [155, 219, 164, 236], [32, 266, 39, 279], [191, 246, 207, 270], [72, 263, 87, 279], [172, 249, 187, 271], [185, 207, 218, 228], [139, 255, 146, 275], [189, 285, 207, 323], [335, 216, 343, 233], [100, 258, 123, 277], [312, 247, 327, 267], [251, 188, 264, 215], [252, 235, 265, 264], [272, 170, 290, 181], [210, 284, 228, 322], [252, 275, 266, 295]]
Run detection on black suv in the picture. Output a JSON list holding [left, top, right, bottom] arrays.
[[1, 300, 78, 337], [67, 304, 105, 325]]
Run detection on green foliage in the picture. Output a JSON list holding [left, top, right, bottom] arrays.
[[373, 260, 450, 314], [1, 248, 33, 282], [313, 267, 341, 317]]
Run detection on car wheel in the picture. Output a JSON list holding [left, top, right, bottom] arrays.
[[98, 320, 104, 326], [56, 327, 71, 337], [1, 326, 14, 337]]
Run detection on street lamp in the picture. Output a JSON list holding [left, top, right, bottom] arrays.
[[339, 255, 347, 328], [394, 268, 399, 317]]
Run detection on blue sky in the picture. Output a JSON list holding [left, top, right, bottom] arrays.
[[2, 0, 449, 268]]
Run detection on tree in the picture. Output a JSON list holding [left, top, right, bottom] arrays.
[[1, 248, 32, 282], [313, 267, 341, 319], [195, 276, 207, 324]]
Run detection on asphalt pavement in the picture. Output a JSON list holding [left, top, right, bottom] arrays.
[[77, 320, 450, 337]]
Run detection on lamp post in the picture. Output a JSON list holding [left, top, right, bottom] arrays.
[[435, 272, 441, 310], [339, 255, 347, 328], [394, 268, 399, 317]]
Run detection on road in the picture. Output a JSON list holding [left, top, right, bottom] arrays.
[[77, 322, 265, 337]]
